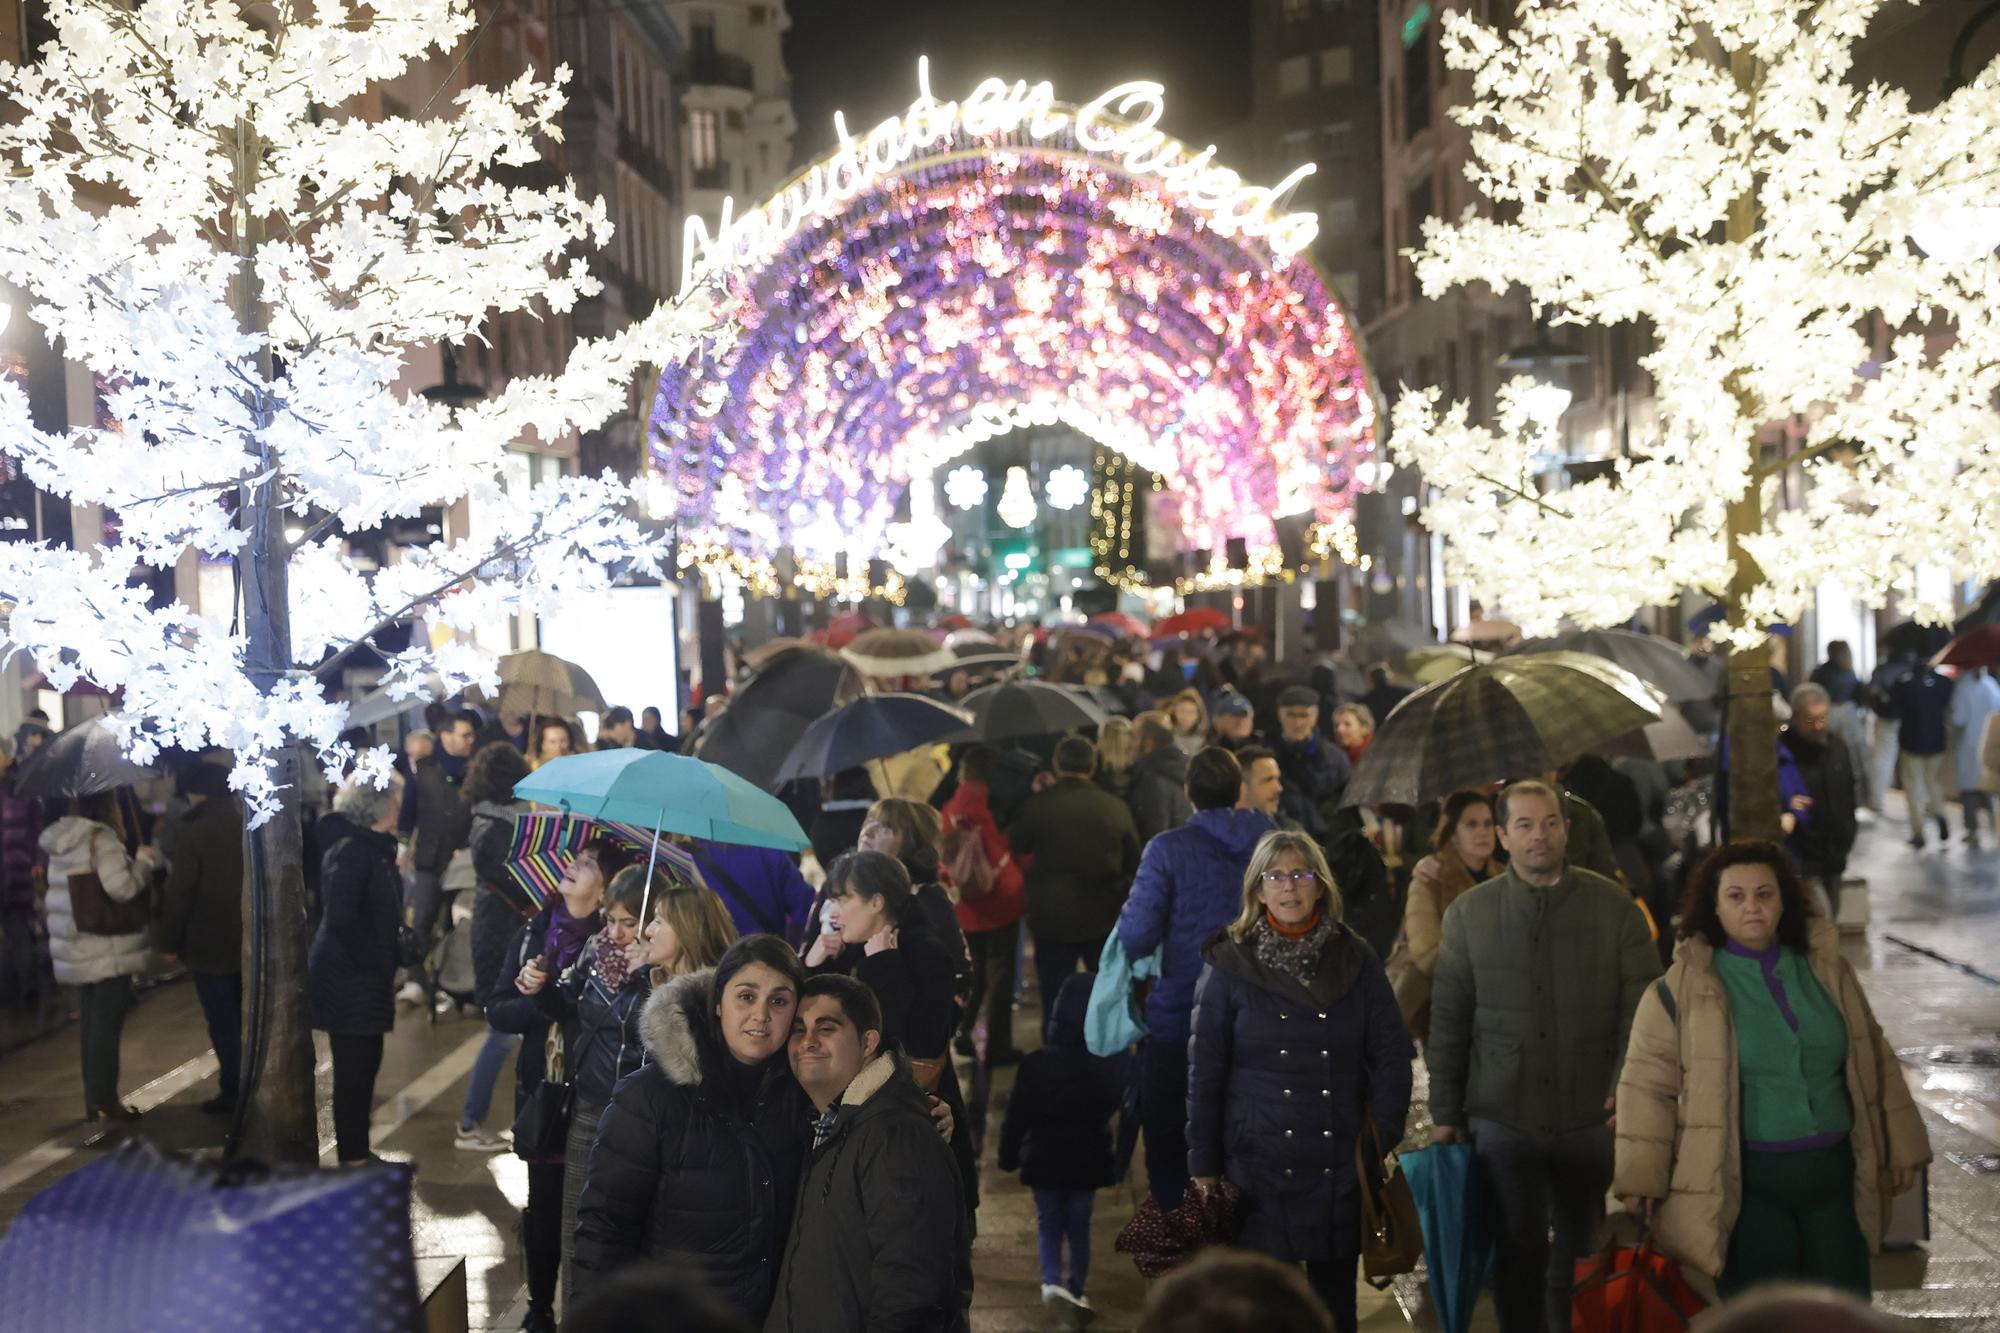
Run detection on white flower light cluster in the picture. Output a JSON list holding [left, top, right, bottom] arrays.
[[0, 0, 733, 821], [1387, 0, 2000, 645]]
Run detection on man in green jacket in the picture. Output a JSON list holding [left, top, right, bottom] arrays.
[[1428, 780, 1660, 1333], [1007, 736, 1143, 1032]]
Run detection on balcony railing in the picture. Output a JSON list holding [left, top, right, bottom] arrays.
[[688, 50, 754, 91]]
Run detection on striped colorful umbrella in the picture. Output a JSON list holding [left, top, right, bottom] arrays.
[[503, 809, 701, 917]]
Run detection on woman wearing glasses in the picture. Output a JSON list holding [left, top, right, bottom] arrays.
[[1185, 829, 1413, 1333]]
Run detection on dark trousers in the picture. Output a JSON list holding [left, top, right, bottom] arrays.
[[1032, 1187, 1096, 1294], [1306, 1255, 1361, 1333], [1720, 1141, 1871, 1299], [191, 971, 243, 1103], [326, 1032, 384, 1163], [1030, 933, 1104, 1038], [523, 1159, 565, 1316], [1142, 1037, 1191, 1211], [962, 920, 1022, 1058], [0, 905, 41, 1001], [78, 975, 136, 1111], [1470, 1117, 1613, 1333]]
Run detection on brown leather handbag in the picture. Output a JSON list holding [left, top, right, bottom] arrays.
[[1356, 1114, 1425, 1288], [68, 830, 154, 936]]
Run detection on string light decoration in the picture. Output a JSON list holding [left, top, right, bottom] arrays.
[[943, 464, 988, 510], [996, 466, 1037, 528], [650, 63, 1380, 588], [1045, 463, 1089, 510]]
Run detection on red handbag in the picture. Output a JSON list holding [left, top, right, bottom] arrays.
[[1571, 1231, 1707, 1333]]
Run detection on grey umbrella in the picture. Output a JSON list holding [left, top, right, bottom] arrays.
[[954, 680, 1107, 741], [15, 716, 163, 798]]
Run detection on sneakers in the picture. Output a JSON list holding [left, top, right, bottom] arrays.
[[1040, 1284, 1066, 1304], [397, 980, 427, 1007], [454, 1125, 510, 1152]]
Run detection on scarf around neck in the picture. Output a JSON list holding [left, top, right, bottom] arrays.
[[1252, 909, 1333, 986], [588, 927, 634, 992], [542, 899, 600, 973]]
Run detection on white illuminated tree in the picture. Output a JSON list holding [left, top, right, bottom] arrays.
[[1388, 0, 2000, 840], [0, 0, 731, 1159]]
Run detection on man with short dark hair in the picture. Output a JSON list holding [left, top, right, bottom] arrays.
[[1008, 737, 1143, 1025], [766, 976, 967, 1333], [1208, 691, 1260, 753], [1235, 746, 1284, 820], [1428, 779, 1660, 1333], [1271, 685, 1348, 837], [596, 706, 645, 749], [1115, 746, 1273, 1209], [396, 708, 478, 1004], [1782, 683, 1859, 913], [1127, 715, 1192, 843]]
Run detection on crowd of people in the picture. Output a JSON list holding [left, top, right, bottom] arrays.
[[2, 613, 1988, 1333]]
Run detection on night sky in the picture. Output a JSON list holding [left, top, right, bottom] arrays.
[[782, 0, 1252, 167]]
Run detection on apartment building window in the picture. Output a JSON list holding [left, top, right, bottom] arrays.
[[1321, 195, 1359, 233], [1277, 54, 1312, 96], [1320, 120, 1354, 161], [1279, 128, 1314, 165], [1319, 47, 1353, 87], [691, 14, 716, 57], [1403, 9, 1434, 137], [690, 109, 720, 171]]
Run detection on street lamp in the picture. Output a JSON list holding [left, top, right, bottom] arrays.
[[1496, 325, 1587, 426]]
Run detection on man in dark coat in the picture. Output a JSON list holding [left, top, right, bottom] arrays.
[[0, 739, 45, 1005], [1207, 690, 1262, 754], [1006, 737, 1143, 1020], [1126, 715, 1192, 844], [158, 762, 245, 1112], [766, 976, 967, 1333], [1782, 683, 1860, 915], [397, 708, 477, 1000], [1890, 662, 1955, 848], [1270, 685, 1350, 838]]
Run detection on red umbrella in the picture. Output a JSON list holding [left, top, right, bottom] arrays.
[[936, 613, 975, 631], [1935, 623, 2000, 670], [1153, 607, 1231, 637], [1088, 612, 1151, 638], [823, 612, 876, 650]]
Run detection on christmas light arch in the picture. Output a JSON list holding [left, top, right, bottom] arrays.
[[649, 63, 1382, 595]]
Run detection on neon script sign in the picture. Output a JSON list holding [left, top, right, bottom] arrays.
[[679, 59, 1322, 294]]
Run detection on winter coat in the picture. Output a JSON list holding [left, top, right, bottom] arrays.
[[485, 903, 600, 1124], [1186, 924, 1413, 1263], [1781, 730, 1858, 882], [0, 775, 45, 912], [1428, 864, 1660, 1134], [1389, 846, 1495, 1038], [40, 817, 156, 987], [1113, 807, 1275, 1042], [763, 1053, 969, 1333], [1007, 776, 1143, 944], [572, 968, 810, 1321], [1614, 922, 1932, 1277], [1950, 671, 2000, 792], [1890, 667, 1954, 755], [156, 795, 244, 976], [467, 799, 532, 1000], [686, 840, 816, 943], [306, 813, 402, 1035], [1272, 734, 1350, 839], [898, 858, 972, 1010], [542, 939, 654, 1113], [403, 753, 472, 875], [1126, 744, 1192, 845], [1982, 712, 2000, 797], [998, 974, 1124, 1191], [938, 780, 1025, 936]]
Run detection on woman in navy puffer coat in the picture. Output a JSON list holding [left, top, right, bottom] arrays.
[[1187, 830, 1412, 1333]]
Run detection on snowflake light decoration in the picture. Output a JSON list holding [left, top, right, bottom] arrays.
[[997, 467, 1038, 529], [1045, 464, 1089, 510], [944, 465, 989, 510]]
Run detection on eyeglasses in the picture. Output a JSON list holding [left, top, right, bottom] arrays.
[[1260, 870, 1317, 885]]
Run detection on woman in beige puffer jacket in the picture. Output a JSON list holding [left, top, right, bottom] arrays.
[[1614, 845, 1929, 1287]]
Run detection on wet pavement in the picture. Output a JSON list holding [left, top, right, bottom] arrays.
[[0, 796, 1996, 1330]]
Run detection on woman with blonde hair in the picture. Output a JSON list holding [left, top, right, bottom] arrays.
[[1167, 688, 1209, 756], [1094, 717, 1139, 802], [1186, 829, 1413, 1333]]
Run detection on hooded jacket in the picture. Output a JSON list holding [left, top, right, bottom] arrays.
[[572, 968, 810, 1321], [763, 1052, 969, 1333], [1186, 922, 1413, 1263], [1614, 921, 1932, 1277], [1113, 807, 1275, 1042], [1125, 744, 1193, 845], [40, 816, 155, 986], [997, 973, 1124, 1191], [306, 812, 402, 1035]]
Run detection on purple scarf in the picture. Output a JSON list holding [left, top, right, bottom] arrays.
[[542, 899, 600, 972]]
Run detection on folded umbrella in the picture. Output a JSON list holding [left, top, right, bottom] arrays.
[[955, 680, 1107, 740], [1503, 628, 1714, 702], [504, 809, 702, 916], [14, 716, 162, 799], [774, 694, 973, 784], [1113, 1178, 1244, 1279], [515, 750, 810, 852], [1401, 1141, 1492, 1333], [1152, 607, 1231, 638], [1341, 652, 1663, 808]]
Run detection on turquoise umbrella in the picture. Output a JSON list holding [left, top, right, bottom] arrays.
[[514, 750, 810, 853]]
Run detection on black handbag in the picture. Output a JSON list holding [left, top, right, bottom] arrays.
[[510, 979, 596, 1160]]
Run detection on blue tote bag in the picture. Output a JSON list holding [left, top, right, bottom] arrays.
[[0, 1141, 422, 1333]]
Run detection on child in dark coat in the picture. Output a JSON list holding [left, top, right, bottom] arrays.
[[998, 972, 1126, 1314]]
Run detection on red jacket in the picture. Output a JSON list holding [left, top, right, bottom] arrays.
[[940, 779, 1026, 934]]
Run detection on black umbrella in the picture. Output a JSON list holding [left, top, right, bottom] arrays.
[[1881, 619, 1953, 660], [15, 716, 164, 798], [774, 694, 973, 784], [955, 680, 1106, 740], [1501, 628, 1714, 702], [1341, 652, 1661, 808], [694, 651, 857, 789]]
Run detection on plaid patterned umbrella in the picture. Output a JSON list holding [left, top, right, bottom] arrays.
[[1341, 652, 1663, 808], [503, 809, 701, 916], [1501, 628, 1714, 702]]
